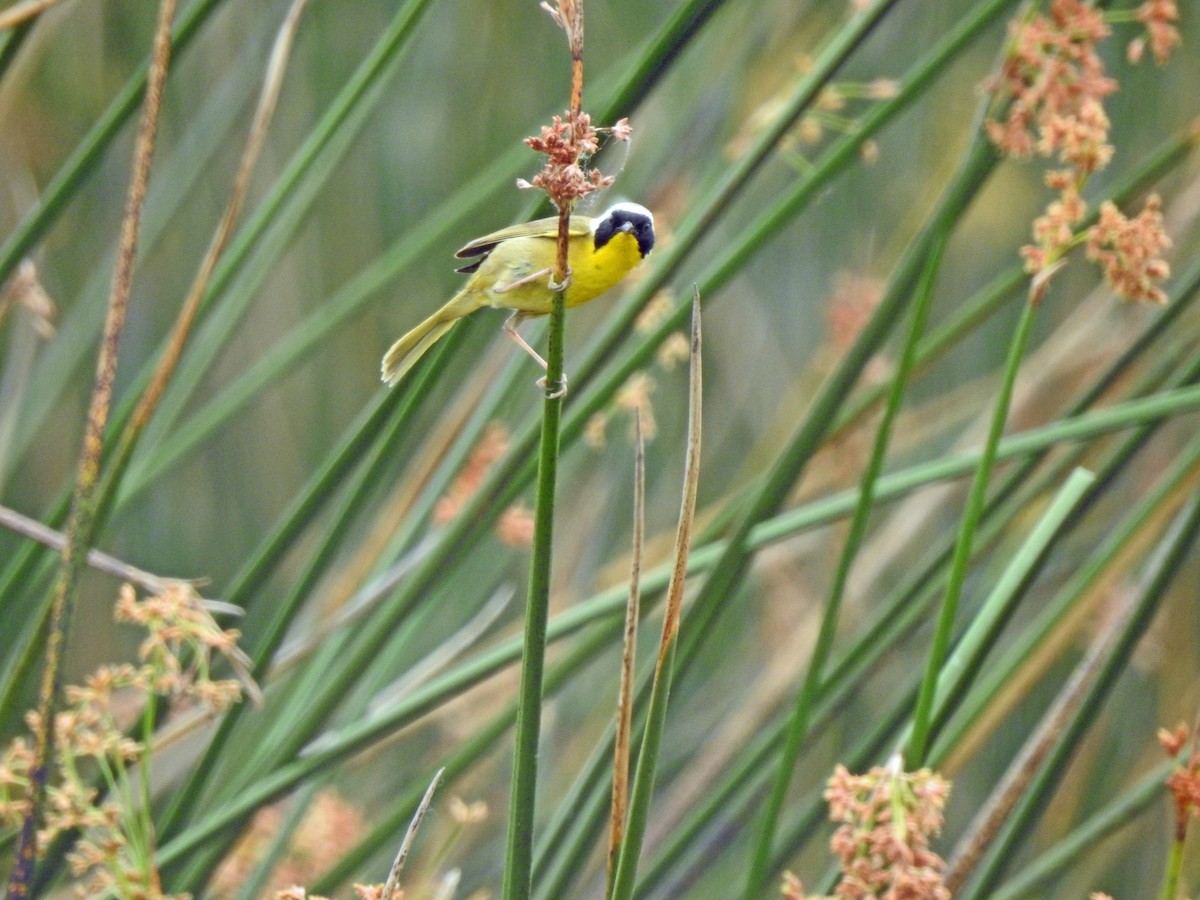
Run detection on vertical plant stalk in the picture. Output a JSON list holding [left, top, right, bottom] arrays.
[[1160, 836, 1186, 900], [743, 236, 947, 898], [5, 1, 176, 895], [610, 292, 702, 900], [608, 411, 644, 890], [905, 272, 1050, 768], [502, 3, 584, 898]]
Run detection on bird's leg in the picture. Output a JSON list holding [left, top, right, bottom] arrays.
[[503, 312, 547, 369], [503, 312, 568, 398], [494, 265, 573, 294]]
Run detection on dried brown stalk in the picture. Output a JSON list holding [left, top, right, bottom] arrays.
[[7, 0, 177, 893], [0, 0, 65, 31], [381, 767, 445, 900], [609, 410, 645, 886], [657, 290, 702, 663]]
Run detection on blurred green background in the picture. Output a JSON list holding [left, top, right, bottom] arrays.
[[2, 0, 1200, 896]]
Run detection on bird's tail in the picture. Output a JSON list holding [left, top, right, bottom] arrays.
[[381, 289, 481, 386]]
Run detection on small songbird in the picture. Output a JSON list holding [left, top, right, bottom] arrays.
[[380, 202, 656, 387]]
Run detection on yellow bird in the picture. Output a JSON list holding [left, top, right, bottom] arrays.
[[380, 202, 655, 387]]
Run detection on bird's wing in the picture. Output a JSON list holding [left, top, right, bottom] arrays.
[[453, 215, 592, 261]]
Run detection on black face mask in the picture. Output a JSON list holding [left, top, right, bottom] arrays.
[[595, 210, 656, 258]]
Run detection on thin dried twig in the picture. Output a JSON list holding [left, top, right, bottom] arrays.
[[381, 767, 446, 900], [7, 1, 177, 894], [0, 502, 200, 595], [609, 409, 645, 886], [0, 0, 65, 31], [658, 290, 703, 663]]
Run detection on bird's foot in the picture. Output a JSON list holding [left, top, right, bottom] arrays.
[[537, 372, 568, 399]]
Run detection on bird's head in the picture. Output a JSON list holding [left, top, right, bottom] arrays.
[[593, 202, 656, 258]]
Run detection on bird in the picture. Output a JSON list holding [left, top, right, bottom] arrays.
[[380, 202, 655, 390]]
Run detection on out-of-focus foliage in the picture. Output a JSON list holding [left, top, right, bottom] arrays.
[[1, 0, 1199, 896]]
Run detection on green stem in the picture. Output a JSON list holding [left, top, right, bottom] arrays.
[[906, 291, 1039, 766], [502, 288, 566, 900], [1158, 828, 1185, 900]]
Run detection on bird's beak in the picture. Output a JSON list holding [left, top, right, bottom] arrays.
[[619, 222, 635, 234]]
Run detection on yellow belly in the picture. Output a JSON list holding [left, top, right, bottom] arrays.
[[471, 231, 643, 315]]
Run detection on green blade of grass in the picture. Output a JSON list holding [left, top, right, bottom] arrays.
[[906, 289, 1039, 766]]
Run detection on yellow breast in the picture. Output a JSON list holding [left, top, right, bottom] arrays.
[[471, 231, 643, 316], [563, 230, 644, 308]]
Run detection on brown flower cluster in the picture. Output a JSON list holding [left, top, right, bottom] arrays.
[[825, 272, 884, 352], [3, 694, 142, 848], [1086, 194, 1171, 304], [985, 0, 1116, 167], [1160, 721, 1200, 839], [1129, 0, 1181, 63], [782, 762, 951, 899], [517, 112, 628, 210], [434, 422, 511, 525], [825, 762, 951, 899], [1020, 169, 1088, 275], [432, 422, 536, 546], [0, 583, 254, 897], [496, 503, 535, 548], [987, 0, 1175, 304], [116, 582, 249, 707]]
